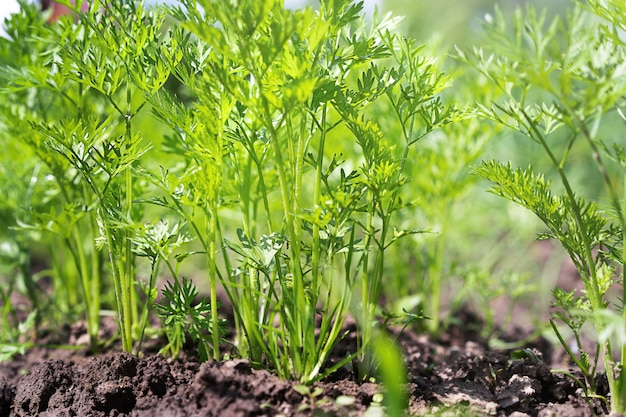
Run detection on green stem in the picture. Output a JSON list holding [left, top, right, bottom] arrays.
[[114, 79, 136, 354], [232, 147, 261, 360], [359, 195, 375, 376], [267, 114, 306, 351], [67, 229, 98, 350], [88, 209, 102, 349], [137, 257, 160, 354], [428, 212, 448, 335], [522, 108, 615, 402], [570, 108, 625, 413], [103, 218, 131, 352], [311, 105, 328, 298], [550, 320, 592, 390], [370, 214, 388, 308], [523, 110, 600, 303], [207, 206, 220, 360]]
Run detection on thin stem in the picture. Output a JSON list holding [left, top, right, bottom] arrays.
[[522, 109, 600, 302], [122, 104, 135, 351], [312, 105, 328, 298], [564, 106, 625, 412], [68, 228, 98, 349], [428, 211, 449, 335], [550, 320, 592, 387], [207, 204, 220, 360], [137, 257, 160, 354], [88, 207, 102, 350], [266, 110, 306, 354], [359, 193, 375, 376], [522, 108, 616, 401], [231, 144, 262, 360]]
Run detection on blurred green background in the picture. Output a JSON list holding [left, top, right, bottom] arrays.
[[383, 0, 571, 46]]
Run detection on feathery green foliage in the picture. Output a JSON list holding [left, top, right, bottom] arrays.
[[0, 0, 457, 391], [460, 1, 626, 411]]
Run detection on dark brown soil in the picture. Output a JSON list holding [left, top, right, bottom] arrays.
[[0, 307, 616, 417]]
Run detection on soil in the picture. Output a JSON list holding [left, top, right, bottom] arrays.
[[0, 306, 618, 417], [0, 244, 621, 417]]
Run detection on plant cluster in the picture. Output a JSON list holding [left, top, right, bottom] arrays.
[[0, 0, 456, 389], [2, 0, 625, 414]]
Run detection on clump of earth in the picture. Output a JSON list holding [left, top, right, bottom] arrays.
[[0, 307, 611, 417]]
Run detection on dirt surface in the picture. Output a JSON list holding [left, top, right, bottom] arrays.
[[0, 307, 615, 417]]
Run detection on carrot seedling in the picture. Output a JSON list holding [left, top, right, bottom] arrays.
[[461, 3, 626, 412]]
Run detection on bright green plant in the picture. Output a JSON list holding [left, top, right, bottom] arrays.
[[345, 32, 456, 373], [1, 0, 460, 389], [31, 0, 170, 354], [351, 41, 504, 337], [145, 0, 456, 383], [0, 1, 107, 349], [459, 2, 626, 412], [150, 0, 368, 380], [0, 0, 180, 353]]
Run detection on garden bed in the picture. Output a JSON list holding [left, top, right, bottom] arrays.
[[1, 1, 626, 416], [0, 308, 607, 417]]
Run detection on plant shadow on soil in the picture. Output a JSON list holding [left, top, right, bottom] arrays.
[[0, 301, 613, 417]]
